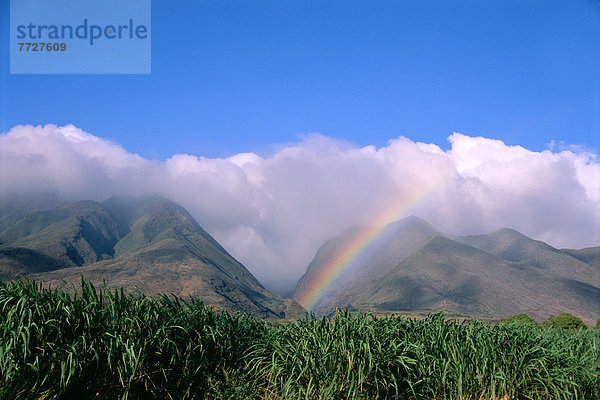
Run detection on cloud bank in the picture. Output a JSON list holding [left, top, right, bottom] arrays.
[[1, 124, 599, 294]]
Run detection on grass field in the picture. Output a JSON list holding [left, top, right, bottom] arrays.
[[1, 279, 598, 399]]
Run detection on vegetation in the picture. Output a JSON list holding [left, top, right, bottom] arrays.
[[500, 313, 537, 325], [543, 312, 588, 330], [0, 197, 302, 319], [1, 279, 599, 400]]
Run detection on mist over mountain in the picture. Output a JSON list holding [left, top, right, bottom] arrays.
[[1, 125, 600, 295], [0, 196, 304, 319], [1, 194, 598, 323], [293, 216, 600, 325]]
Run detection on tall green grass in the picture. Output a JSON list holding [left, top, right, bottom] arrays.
[[1, 279, 598, 399]]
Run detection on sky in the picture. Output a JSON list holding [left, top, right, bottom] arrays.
[[2, 0, 599, 158], [1, 1, 599, 295]]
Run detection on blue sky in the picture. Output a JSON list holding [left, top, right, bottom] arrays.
[[1, 0, 599, 159]]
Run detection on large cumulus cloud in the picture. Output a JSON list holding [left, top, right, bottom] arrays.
[[1, 124, 598, 294]]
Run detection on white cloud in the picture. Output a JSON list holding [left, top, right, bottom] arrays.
[[1, 124, 599, 294]]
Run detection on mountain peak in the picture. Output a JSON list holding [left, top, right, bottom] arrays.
[[388, 215, 437, 234], [294, 215, 440, 311], [491, 227, 529, 238], [0, 196, 305, 319], [294, 216, 600, 324]]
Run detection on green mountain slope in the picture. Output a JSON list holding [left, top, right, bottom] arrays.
[[0, 201, 121, 276], [0, 197, 304, 319]]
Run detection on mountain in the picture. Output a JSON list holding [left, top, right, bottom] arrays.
[[294, 216, 439, 312], [455, 228, 600, 283], [0, 196, 304, 319], [293, 216, 600, 325], [0, 200, 122, 276], [561, 246, 600, 269]]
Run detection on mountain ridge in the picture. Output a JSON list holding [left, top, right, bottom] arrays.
[[293, 216, 600, 325], [0, 196, 305, 319]]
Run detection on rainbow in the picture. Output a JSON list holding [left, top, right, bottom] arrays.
[[296, 180, 442, 310]]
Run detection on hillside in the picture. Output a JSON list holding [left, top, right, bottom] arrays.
[[293, 216, 600, 324], [294, 216, 439, 313], [561, 246, 600, 269], [0, 196, 304, 319]]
